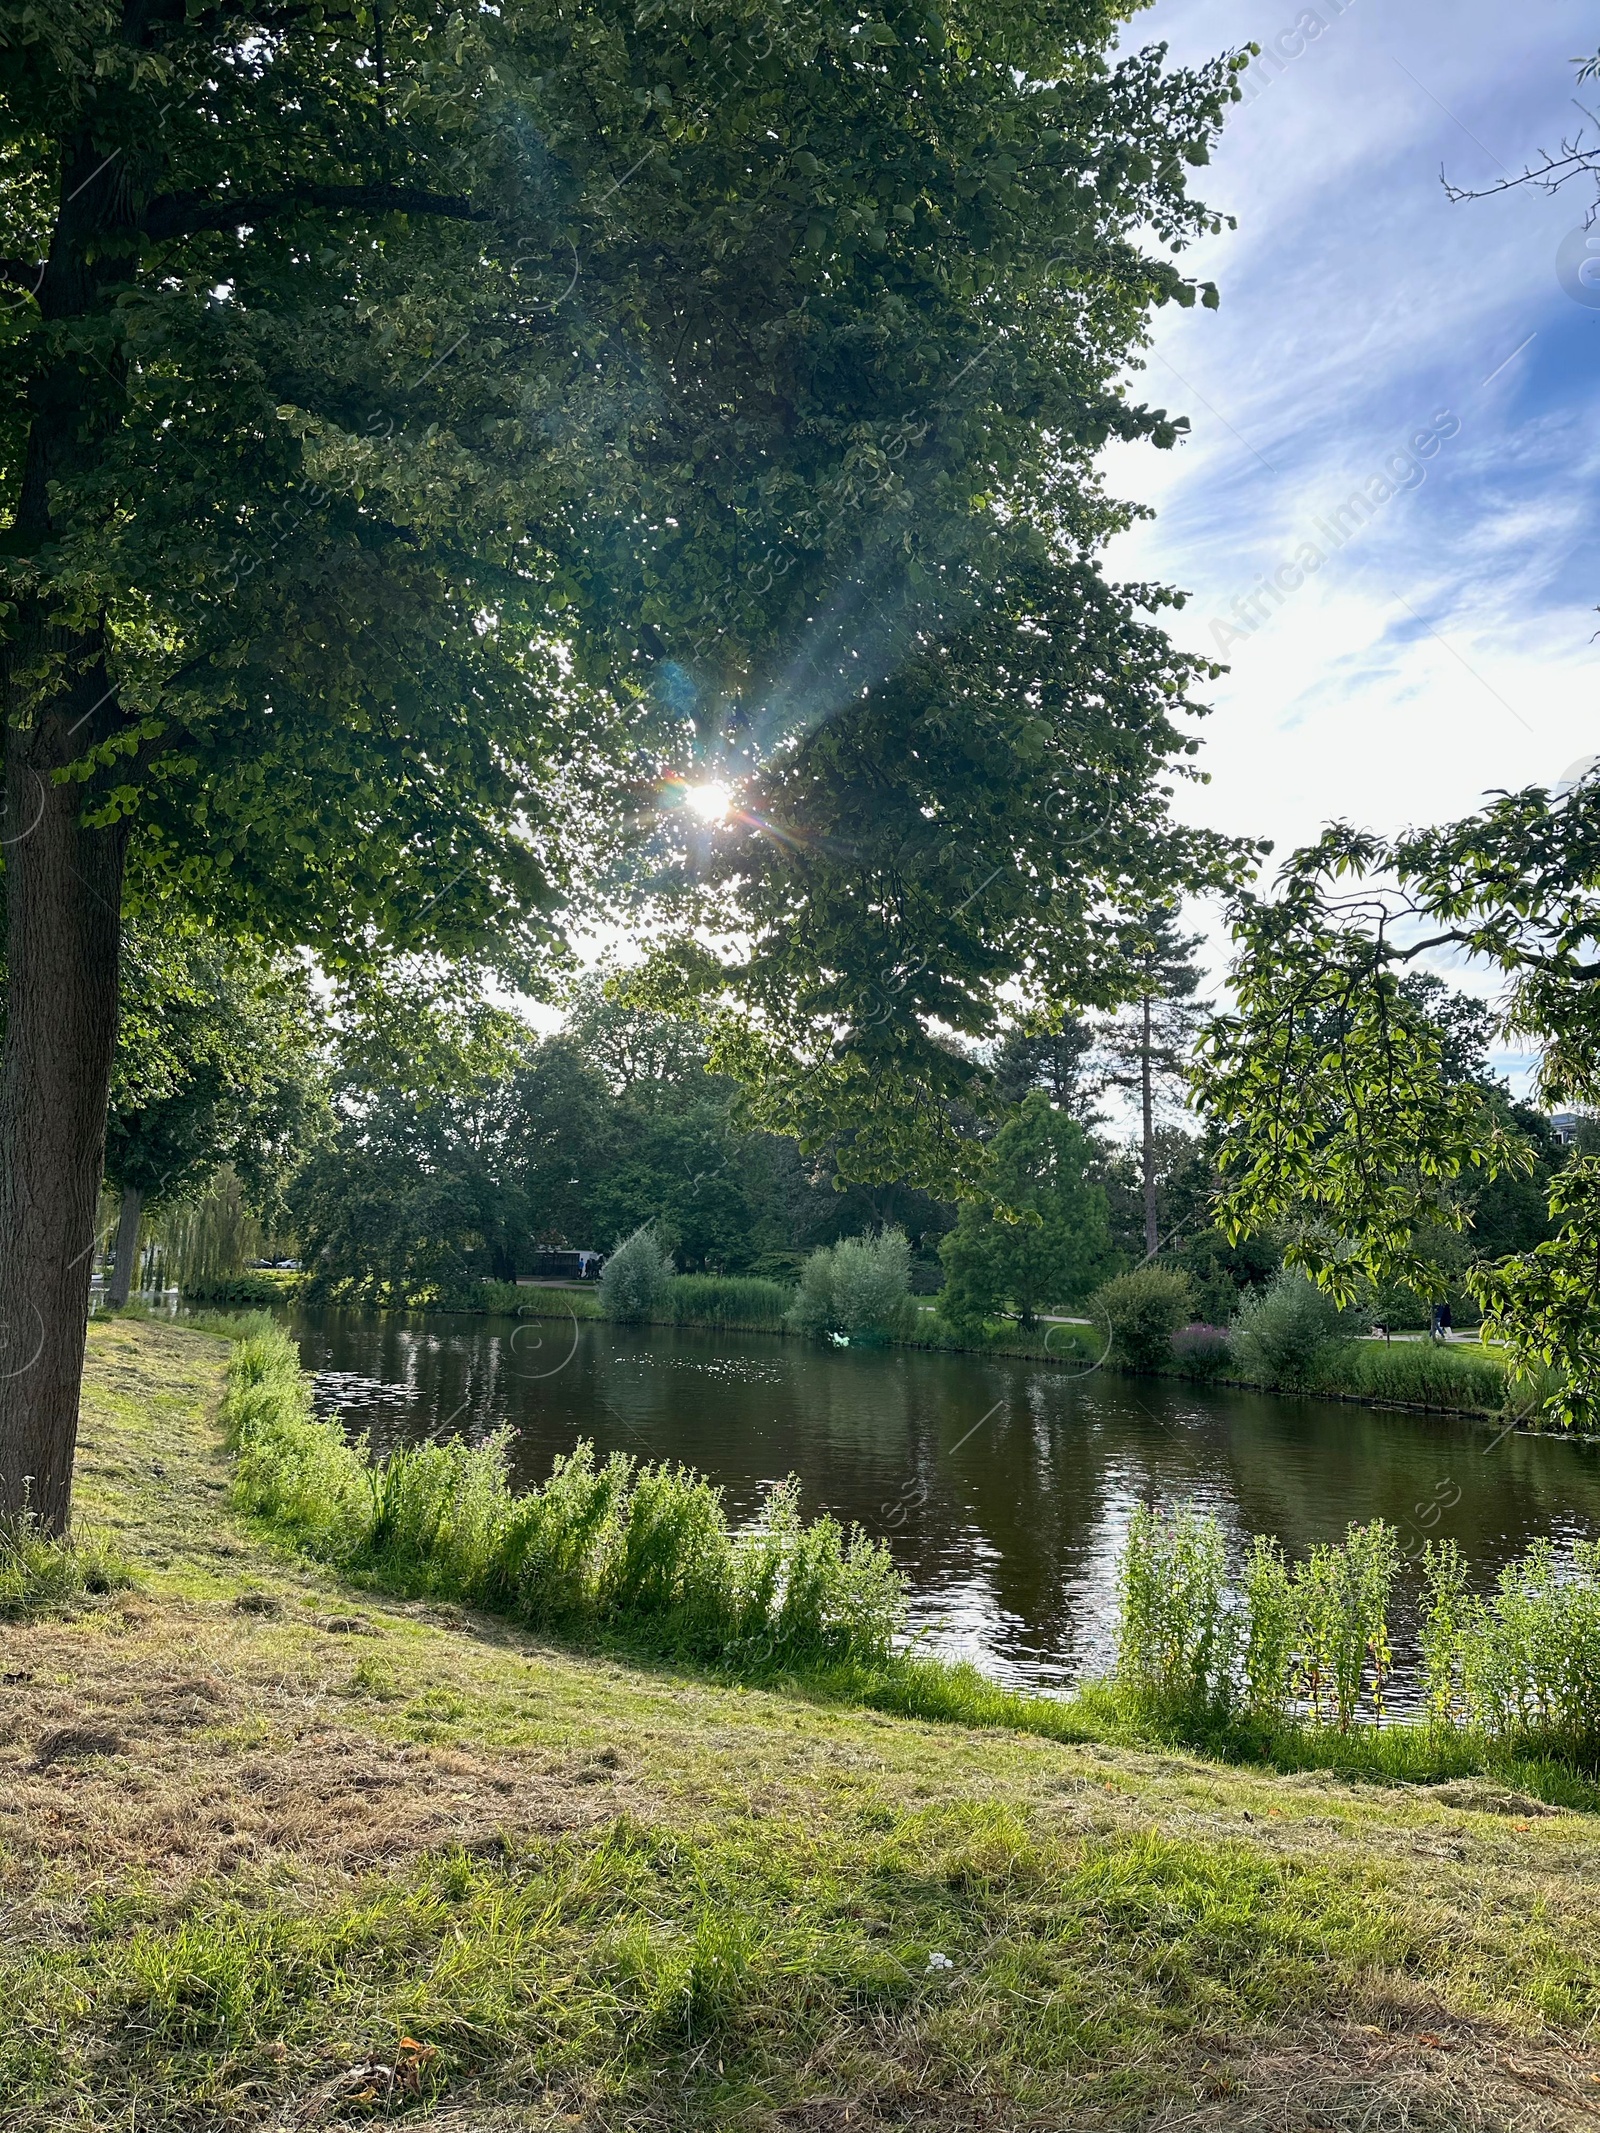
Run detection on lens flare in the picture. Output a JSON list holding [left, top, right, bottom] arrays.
[[684, 780, 733, 822]]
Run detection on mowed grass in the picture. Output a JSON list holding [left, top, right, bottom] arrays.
[[6, 1325, 1600, 2127]]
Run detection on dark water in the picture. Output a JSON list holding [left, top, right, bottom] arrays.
[[286, 1306, 1600, 1698]]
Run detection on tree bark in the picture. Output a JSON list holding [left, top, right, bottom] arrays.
[[0, 681, 131, 1532], [108, 1185, 144, 1310], [1141, 993, 1157, 1261], [0, 104, 145, 1532]]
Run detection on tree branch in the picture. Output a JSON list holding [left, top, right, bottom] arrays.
[[1443, 128, 1600, 210], [0, 259, 46, 293], [143, 184, 488, 240]]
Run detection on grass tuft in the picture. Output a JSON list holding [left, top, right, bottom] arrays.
[[0, 1516, 134, 1619]]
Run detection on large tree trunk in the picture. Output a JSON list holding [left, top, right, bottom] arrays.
[[0, 113, 144, 1531], [0, 680, 130, 1533], [107, 1185, 144, 1311], [1141, 994, 1157, 1261]]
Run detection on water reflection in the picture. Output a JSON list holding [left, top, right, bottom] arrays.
[[286, 1308, 1600, 1697]]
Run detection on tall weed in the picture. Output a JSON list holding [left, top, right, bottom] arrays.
[[1241, 1537, 1295, 1724], [1419, 1539, 1471, 1730], [1115, 1505, 1234, 1714], [221, 1327, 903, 1671], [669, 1276, 793, 1329], [1443, 1540, 1600, 1740], [1345, 1342, 1506, 1412], [1293, 1522, 1398, 1728], [1115, 1512, 1398, 1731]]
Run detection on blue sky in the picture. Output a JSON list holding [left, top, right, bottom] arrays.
[[1098, 1, 1600, 1082], [1106, 0, 1600, 850]]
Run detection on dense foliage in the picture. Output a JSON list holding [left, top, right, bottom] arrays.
[[0, 0, 1256, 1526], [290, 980, 960, 1300], [108, 923, 326, 1231], [789, 1226, 915, 1345], [937, 1092, 1113, 1328], [1195, 803, 1600, 1423]]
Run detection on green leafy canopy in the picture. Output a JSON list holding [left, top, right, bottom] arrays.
[[1191, 798, 1600, 1421]]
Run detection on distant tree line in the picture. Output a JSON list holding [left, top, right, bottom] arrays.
[[117, 924, 1577, 1333]]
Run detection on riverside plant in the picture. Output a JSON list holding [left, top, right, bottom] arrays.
[[1293, 1521, 1398, 1728], [599, 1225, 675, 1323], [1116, 1508, 1398, 1731], [790, 1228, 916, 1346], [1117, 1506, 1600, 1751], [1115, 1504, 1235, 1714], [223, 1325, 903, 1671]]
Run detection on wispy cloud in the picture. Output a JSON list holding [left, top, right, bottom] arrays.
[[1104, 0, 1600, 866]]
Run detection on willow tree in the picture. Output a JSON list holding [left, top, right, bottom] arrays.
[[0, 0, 1245, 1526]]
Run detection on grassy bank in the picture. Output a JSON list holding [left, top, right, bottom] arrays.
[[223, 1321, 900, 1670], [9, 1319, 1600, 2128], [905, 1310, 1539, 1421]]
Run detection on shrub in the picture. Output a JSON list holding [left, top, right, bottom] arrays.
[[1170, 1323, 1234, 1382], [669, 1275, 793, 1329], [1231, 1270, 1352, 1391], [599, 1226, 674, 1323], [790, 1229, 916, 1345], [1090, 1266, 1194, 1373], [1115, 1504, 1235, 1714], [221, 1326, 905, 1671]]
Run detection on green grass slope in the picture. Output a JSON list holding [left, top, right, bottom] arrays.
[[4, 1320, 1600, 2129]]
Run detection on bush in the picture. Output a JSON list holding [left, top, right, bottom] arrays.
[[669, 1275, 793, 1329], [1090, 1266, 1194, 1372], [599, 1225, 675, 1323], [221, 1325, 905, 1671], [1115, 1505, 1235, 1715], [1170, 1323, 1234, 1382], [790, 1228, 916, 1345], [1231, 1270, 1352, 1391]]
